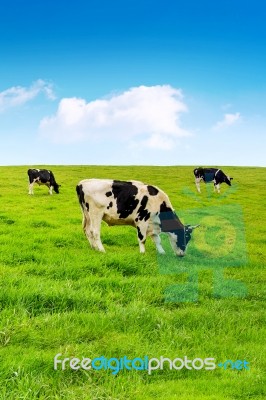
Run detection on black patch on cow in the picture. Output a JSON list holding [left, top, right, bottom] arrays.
[[107, 201, 113, 209], [205, 172, 216, 182], [158, 210, 193, 253], [160, 201, 172, 213], [76, 185, 89, 210], [106, 191, 112, 197], [137, 195, 150, 221], [135, 217, 139, 222], [159, 210, 184, 232], [194, 168, 216, 182], [176, 225, 193, 252], [137, 226, 144, 241], [176, 228, 186, 251], [194, 167, 215, 182], [111, 180, 139, 219], [147, 185, 159, 196], [76, 184, 85, 206]]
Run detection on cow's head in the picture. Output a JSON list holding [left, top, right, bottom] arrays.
[[168, 225, 199, 257], [224, 175, 233, 186], [159, 209, 199, 256], [54, 183, 61, 194]]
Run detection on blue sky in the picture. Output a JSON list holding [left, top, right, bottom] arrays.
[[0, 0, 265, 166]]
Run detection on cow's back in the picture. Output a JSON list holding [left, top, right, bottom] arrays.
[[77, 178, 174, 222], [78, 179, 118, 208]]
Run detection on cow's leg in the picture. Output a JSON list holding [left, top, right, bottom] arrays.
[[167, 232, 185, 256], [136, 224, 148, 253], [148, 215, 165, 253], [151, 234, 165, 254], [82, 211, 94, 248], [88, 209, 105, 252], [214, 183, 220, 193], [28, 182, 34, 195], [46, 183, 53, 195], [195, 177, 201, 193]]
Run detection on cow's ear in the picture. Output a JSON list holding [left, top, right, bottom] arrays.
[[190, 224, 200, 231], [186, 224, 200, 232]]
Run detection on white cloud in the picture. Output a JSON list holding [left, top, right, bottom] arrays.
[[128, 133, 177, 151], [213, 112, 242, 130], [0, 79, 56, 112], [39, 85, 191, 149]]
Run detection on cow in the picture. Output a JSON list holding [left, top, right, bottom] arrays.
[[76, 179, 199, 257], [193, 168, 233, 193], [28, 169, 60, 195]]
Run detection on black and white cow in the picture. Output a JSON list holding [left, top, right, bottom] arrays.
[[193, 168, 233, 193], [28, 169, 60, 195], [76, 179, 198, 256]]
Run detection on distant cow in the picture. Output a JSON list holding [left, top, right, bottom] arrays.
[[28, 169, 60, 195], [193, 168, 233, 193], [76, 179, 198, 256]]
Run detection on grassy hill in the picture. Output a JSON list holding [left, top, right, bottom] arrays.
[[0, 165, 265, 399]]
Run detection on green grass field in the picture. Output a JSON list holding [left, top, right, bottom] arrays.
[[0, 165, 265, 399]]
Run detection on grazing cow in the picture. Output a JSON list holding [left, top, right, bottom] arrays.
[[76, 179, 199, 256], [28, 169, 60, 195], [193, 168, 233, 193]]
